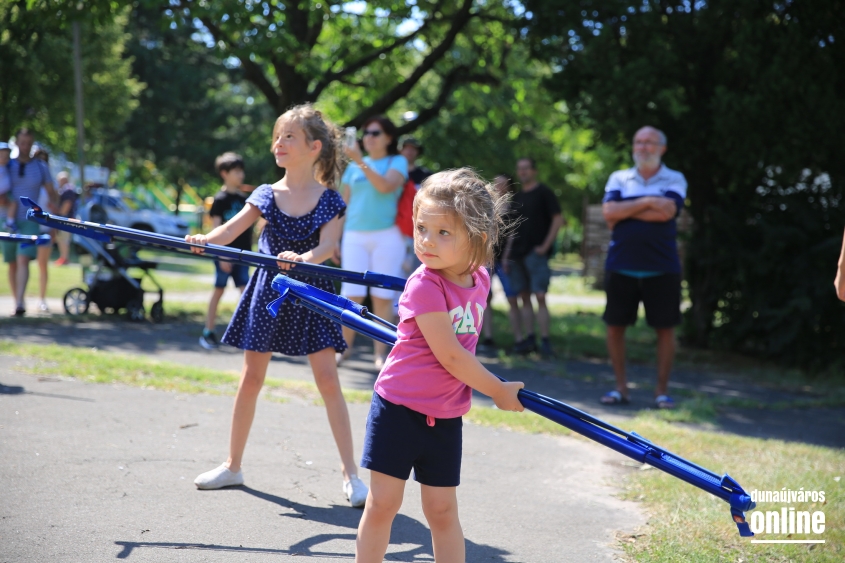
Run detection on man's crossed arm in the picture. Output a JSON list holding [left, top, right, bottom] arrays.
[[602, 196, 678, 231]]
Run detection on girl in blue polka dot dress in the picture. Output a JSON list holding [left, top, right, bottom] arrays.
[[187, 104, 369, 507]]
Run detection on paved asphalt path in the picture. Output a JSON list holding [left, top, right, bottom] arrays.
[[4, 315, 843, 448], [1, 351, 643, 562]]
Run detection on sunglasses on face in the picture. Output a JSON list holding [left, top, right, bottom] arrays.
[[363, 130, 383, 137]]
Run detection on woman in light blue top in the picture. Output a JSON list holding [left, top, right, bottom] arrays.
[[340, 115, 408, 368]]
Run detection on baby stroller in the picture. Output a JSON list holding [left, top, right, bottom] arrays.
[[63, 235, 165, 322]]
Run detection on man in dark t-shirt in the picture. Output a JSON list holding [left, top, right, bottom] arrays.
[[200, 152, 252, 349], [507, 157, 564, 357]]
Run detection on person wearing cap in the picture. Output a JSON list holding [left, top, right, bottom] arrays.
[[3, 128, 58, 317]]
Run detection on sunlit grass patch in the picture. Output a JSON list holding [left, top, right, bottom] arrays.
[[0, 341, 371, 404], [466, 405, 572, 436]]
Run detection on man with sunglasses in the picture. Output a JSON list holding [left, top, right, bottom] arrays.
[[3, 128, 58, 316]]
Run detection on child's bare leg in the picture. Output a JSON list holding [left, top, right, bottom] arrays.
[[356, 471, 405, 563], [37, 245, 50, 301], [421, 485, 464, 563], [14, 255, 30, 307], [226, 350, 272, 472], [506, 295, 523, 342], [308, 347, 357, 480], [8, 261, 17, 306], [58, 232, 70, 262], [205, 287, 225, 332]]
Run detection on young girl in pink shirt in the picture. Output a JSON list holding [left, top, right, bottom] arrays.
[[356, 168, 525, 563]]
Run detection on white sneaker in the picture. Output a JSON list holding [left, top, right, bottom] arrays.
[[194, 464, 244, 489], [343, 475, 368, 508]]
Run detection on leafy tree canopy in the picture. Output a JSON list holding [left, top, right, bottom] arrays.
[[144, 0, 519, 133], [0, 1, 142, 159], [524, 0, 845, 369]]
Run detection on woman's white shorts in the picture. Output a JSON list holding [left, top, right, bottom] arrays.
[[341, 225, 406, 300]]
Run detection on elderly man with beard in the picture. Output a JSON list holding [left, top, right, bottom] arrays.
[[599, 126, 687, 410]]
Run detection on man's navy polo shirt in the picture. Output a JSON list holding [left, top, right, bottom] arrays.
[[602, 165, 687, 274]]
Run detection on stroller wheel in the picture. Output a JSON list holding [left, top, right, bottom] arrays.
[[127, 301, 145, 322], [63, 288, 90, 315], [150, 301, 164, 323]]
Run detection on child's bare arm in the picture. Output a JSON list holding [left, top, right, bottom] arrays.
[[416, 311, 524, 411], [185, 203, 261, 251], [301, 215, 342, 264]]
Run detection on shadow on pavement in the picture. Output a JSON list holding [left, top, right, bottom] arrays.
[[0, 382, 95, 402], [114, 486, 510, 561], [114, 540, 353, 559], [239, 486, 511, 562]]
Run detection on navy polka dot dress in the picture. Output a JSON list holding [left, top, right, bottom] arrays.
[[222, 184, 348, 356]]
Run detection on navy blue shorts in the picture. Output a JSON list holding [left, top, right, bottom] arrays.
[[361, 393, 463, 487], [214, 261, 250, 288], [603, 272, 681, 328]]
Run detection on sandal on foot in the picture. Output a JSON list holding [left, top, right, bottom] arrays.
[[654, 395, 675, 410], [600, 390, 630, 405]]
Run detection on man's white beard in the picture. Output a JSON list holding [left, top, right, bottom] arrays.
[[633, 153, 661, 169]]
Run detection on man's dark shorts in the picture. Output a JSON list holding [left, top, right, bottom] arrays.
[[509, 252, 552, 295], [361, 393, 462, 487], [603, 272, 681, 328], [214, 261, 250, 289]]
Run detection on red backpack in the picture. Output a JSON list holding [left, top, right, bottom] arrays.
[[395, 179, 417, 238]]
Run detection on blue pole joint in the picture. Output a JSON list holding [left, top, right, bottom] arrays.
[[266, 287, 291, 317]]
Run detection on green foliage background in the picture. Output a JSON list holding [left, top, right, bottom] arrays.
[[2, 0, 843, 370], [524, 0, 845, 371]]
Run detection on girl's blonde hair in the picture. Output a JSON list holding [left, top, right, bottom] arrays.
[[413, 168, 510, 275], [271, 104, 345, 189]]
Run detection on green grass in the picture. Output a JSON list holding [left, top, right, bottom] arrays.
[[484, 304, 845, 396], [486, 303, 665, 364], [135, 248, 216, 275], [465, 406, 844, 562], [1, 341, 842, 561], [0, 340, 372, 404], [0, 259, 214, 300], [547, 273, 605, 297], [0, 288, 234, 329]]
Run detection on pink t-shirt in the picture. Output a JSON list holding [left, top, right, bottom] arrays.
[[374, 265, 491, 419]]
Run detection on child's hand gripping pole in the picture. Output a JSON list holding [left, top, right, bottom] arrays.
[[22, 196, 407, 291], [267, 273, 757, 537]]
